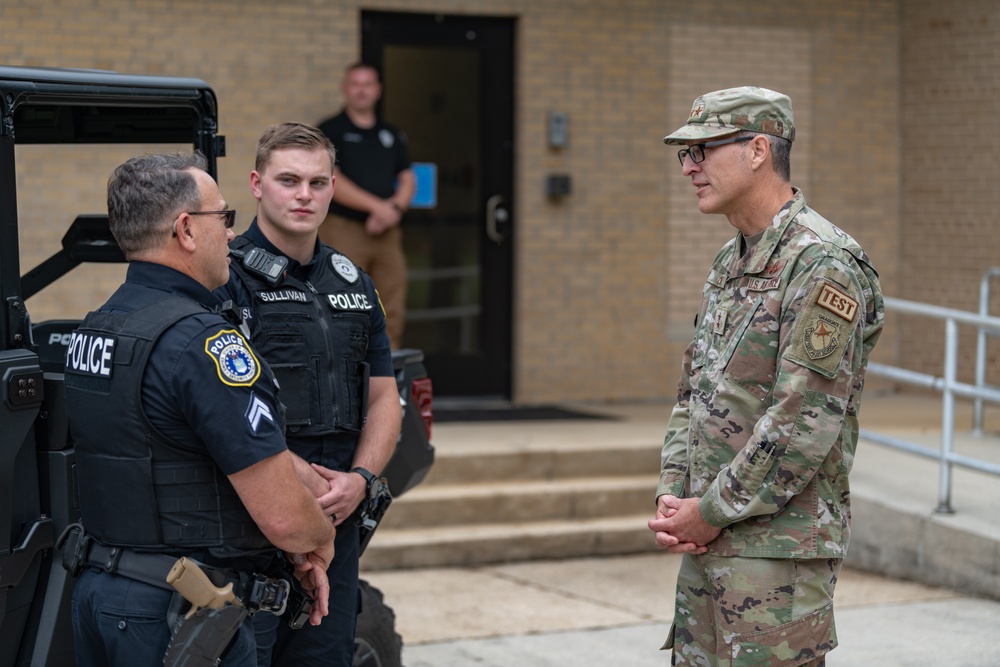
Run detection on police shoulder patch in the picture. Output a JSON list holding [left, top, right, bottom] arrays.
[[331, 253, 359, 284], [204, 329, 261, 387]]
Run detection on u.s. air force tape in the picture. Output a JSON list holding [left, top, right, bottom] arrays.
[[204, 330, 260, 387]]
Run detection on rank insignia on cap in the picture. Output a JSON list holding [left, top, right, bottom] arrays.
[[331, 253, 359, 284], [804, 313, 842, 360], [816, 281, 859, 322], [205, 330, 260, 387]]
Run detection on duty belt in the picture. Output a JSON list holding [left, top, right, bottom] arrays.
[[56, 523, 288, 615]]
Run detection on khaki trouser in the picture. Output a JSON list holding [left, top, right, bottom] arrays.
[[319, 213, 407, 349]]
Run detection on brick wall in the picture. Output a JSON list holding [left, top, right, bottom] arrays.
[[1, 0, 903, 403], [900, 1, 1000, 386]]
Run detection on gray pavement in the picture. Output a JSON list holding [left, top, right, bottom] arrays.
[[362, 392, 1000, 666], [364, 553, 1000, 666]]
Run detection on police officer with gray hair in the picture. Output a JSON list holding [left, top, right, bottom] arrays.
[[63, 152, 335, 666]]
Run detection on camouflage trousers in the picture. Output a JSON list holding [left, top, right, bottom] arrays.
[[663, 554, 841, 667]]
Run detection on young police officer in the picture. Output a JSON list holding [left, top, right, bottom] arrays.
[[64, 153, 334, 666], [218, 123, 401, 666], [648, 87, 884, 666]]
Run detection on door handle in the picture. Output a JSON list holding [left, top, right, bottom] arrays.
[[486, 195, 508, 244]]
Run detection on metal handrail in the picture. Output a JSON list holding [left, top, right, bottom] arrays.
[[859, 296, 1000, 513], [973, 267, 1000, 434]]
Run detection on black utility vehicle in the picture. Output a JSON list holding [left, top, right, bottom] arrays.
[[0, 65, 433, 667]]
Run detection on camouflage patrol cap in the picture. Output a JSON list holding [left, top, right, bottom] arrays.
[[662, 86, 795, 145]]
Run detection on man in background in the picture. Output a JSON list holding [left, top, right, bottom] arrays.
[[318, 62, 415, 349]]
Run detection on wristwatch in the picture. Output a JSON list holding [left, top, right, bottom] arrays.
[[351, 466, 376, 489]]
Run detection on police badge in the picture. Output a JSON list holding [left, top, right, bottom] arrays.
[[331, 253, 359, 284], [204, 330, 260, 386]]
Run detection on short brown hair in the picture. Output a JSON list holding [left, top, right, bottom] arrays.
[[255, 122, 336, 174]]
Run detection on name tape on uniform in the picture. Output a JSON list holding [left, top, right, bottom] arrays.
[[258, 289, 309, 303]]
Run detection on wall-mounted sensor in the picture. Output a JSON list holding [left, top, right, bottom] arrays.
[[548, 111, 568, 148]]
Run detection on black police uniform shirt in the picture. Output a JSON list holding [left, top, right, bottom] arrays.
[[88, 262, 287, 474], [216, 220, 393, 468], [318, 110, 412, 222], [64, 261, 287, 567]]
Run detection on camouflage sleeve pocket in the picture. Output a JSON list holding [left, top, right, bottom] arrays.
[[784, 280, 859, 379]]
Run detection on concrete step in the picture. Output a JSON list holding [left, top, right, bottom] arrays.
[[365, 431, 663, 569], [361, 514, 657, 570], [420, 442, 658, 485], [379, 475, 659, 529]]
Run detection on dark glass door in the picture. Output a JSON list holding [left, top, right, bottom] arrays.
[[362, 11, 515, 398]]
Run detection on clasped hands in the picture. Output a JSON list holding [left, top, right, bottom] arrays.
[[647, 494, 722, 554], [286, 463, 367, 625], [365, 199, 402, 236]]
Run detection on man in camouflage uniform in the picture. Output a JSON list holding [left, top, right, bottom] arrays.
[[648, 87, 884, 666]]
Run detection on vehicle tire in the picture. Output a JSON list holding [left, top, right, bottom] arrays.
[[354, 579, 403, 667]]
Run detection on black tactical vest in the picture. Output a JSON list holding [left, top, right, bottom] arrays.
[[229, 236, 372, 436], [64, 297, 271, 557]]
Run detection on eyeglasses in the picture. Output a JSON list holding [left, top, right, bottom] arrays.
[[188, 209, 237, 228], [677, 136, 753, 167], [172, 209, 237, 236]]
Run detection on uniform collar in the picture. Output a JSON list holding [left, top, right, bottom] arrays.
[[244, 218, 323, 275], [730, 187, 807, 276], [125, 261, 223, 309], [243, 216, 321, 275]]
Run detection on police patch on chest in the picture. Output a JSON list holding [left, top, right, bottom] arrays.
[[330, 253, 359, 284], [803, 313, 842, 359], [327, 292, 373, 311], [204, 330, 261, 387]]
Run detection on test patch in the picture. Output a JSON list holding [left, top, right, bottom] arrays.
[[816, 281, 858, 322], [204, 330, 260, 387]]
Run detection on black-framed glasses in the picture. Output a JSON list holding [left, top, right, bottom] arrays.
[[188, 209, 237, 228], [677, 136, 753, 167], [173, 209, 237, 236]]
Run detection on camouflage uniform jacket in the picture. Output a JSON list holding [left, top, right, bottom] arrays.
[[657, 189, 884, 559]]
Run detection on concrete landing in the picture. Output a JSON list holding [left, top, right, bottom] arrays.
[[359, 390, 1000, 665]]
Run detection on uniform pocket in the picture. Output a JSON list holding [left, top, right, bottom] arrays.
[[723, 298, 779, 401], [730, 602, 836, 667], [270, 364, 311, 425]]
